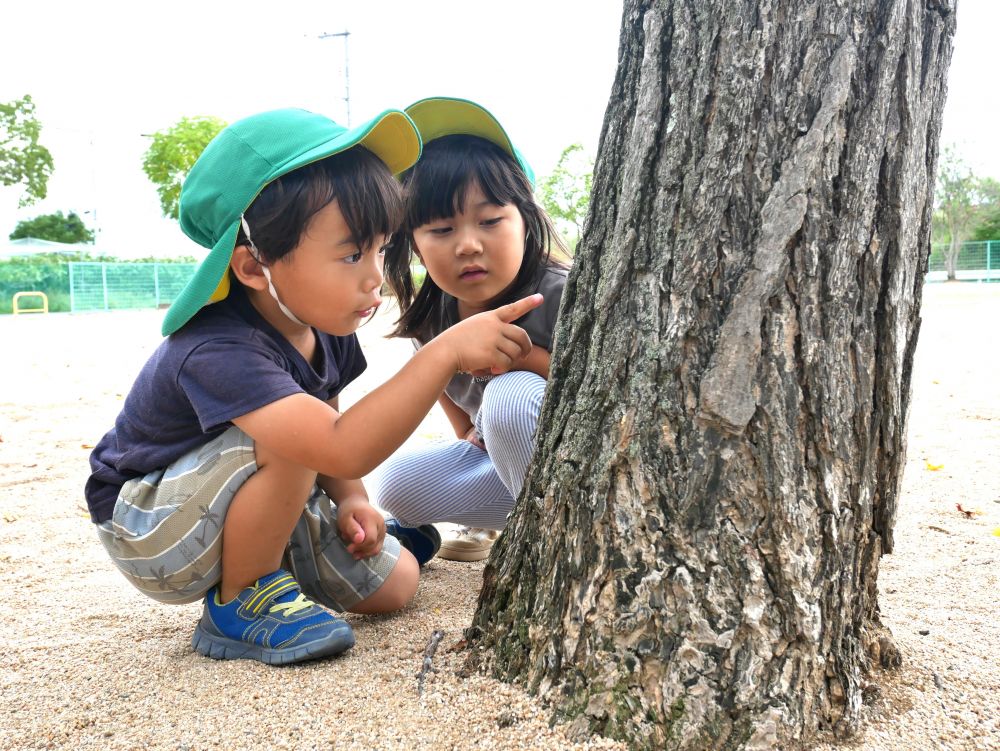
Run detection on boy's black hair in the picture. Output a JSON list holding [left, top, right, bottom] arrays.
[[384, 134, 569, 341], [235, 146, 402, 263]]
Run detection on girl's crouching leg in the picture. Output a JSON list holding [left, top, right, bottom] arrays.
[[478, 371, 547, 498]]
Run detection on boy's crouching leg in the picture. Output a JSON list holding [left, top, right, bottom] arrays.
[[285, 487, 419, 617], [349, 548, 419, 615], [220, 441, 317, 602]]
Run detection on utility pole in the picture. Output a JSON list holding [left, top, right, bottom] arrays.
[[318, 30, 351, 125]]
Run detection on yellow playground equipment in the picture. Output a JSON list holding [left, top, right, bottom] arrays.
[[12, 291, 49, 315]]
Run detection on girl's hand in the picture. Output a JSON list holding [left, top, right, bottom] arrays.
[[440, 294, 543, 375], [464, 425, 486, 451], [337, 497, 386, 559]]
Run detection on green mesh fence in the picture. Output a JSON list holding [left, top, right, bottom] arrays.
[[927, 240, 998, 282], [68, 262, 197, 312]]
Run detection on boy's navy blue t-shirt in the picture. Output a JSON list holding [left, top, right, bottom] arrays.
[[84, 284, 366, 524]]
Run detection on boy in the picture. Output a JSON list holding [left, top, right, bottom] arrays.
[[84, 108, 541, 665]]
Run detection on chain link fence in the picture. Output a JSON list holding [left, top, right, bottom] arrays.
[[927, 240, 998, 282], [67, 262, 196, 312]]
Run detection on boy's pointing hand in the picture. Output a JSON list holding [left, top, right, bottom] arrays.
[[447, 293, 543, 376]]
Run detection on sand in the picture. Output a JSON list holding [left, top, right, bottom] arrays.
[[1, 283, 997, 750]]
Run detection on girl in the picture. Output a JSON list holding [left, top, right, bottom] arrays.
[[85, 108, 541, 666], [376, 97, 571, 562]]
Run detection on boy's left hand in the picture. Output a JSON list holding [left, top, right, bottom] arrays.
[[337, 497, 386, 559]]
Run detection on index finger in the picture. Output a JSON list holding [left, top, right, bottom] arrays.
[[496, 293, 543, 323]]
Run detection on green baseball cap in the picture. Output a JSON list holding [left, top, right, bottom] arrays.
[[162, 107, 421, 336], [404, 97, 535, 186]]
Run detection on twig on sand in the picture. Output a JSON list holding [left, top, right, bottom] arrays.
[[417, 629, 444, 696]]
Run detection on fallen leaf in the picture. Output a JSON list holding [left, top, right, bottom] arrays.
[[925, 461, 944, 471], [956, 504, 981, 519], [80, 443, 94, 449], [993, 528, 1000, 538]]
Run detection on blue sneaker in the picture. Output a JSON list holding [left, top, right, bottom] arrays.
[[191, 570, 354, 665], [384, 519, 441, 566]]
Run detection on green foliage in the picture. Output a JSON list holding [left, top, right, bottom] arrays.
[[142, 116, 227, 220], [10, 211, 94, 243], [0, 257, 69, 313], [971, 204, 1000, 242], [0, 95, 55, 207], [538, 143, 594, 252]]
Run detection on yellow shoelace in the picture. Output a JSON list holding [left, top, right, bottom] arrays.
[[268, 592, 315, 617]]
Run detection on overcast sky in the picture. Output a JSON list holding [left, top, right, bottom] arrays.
[[1, 0, 995, 257]]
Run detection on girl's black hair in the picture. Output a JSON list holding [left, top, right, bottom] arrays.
[[384, 134, 569, 341], [236, 146, 402, 263]]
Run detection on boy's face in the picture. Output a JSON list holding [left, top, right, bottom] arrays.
[[264, 199, 387, 336]]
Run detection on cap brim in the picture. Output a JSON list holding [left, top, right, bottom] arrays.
[[405, 97, 534, 186], [161, 219, 240, 336], [406, 98, 514, 154], [163, 109, 421, 336], [289, 109, 421, 179]]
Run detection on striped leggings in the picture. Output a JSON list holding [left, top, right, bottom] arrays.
[[372, 371, 546, 530]]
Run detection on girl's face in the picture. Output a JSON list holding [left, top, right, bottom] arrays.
[[411, 182, 525, 317]]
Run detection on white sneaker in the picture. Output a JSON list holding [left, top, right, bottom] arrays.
[[437, 526, 499, 562]]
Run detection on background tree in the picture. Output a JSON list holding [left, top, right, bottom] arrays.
[[0, 95, 55, 207], [469, 1, 955, 749], [142, 116, 226, 220], [538, 143, 593, 251], [10, 210, 94, 244], [934, 146, 999, 279], [934, 145, 1000, 280]]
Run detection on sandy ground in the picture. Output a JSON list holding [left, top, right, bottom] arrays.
[[1, 283, 997, 751]]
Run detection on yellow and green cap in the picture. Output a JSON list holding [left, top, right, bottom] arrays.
[[162, 107, 421, 336], [404, 97, 535, 186]]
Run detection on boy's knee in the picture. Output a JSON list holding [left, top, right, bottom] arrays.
[[350, 550, 419, 614]]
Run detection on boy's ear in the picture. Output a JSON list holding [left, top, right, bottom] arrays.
[[230, 245, 268, 290]]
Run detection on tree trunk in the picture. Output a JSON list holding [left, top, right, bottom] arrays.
[[946, 233, 960, 280], [468, 1, 955, 749]]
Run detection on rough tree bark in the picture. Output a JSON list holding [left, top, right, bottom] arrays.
[[468, 1, 955, 749]]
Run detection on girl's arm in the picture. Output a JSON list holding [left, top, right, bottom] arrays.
[[472, 343, 550, 380], [514, 345, 550, 380], [232, 294, 542, 480], [439, 392, 473, 438]]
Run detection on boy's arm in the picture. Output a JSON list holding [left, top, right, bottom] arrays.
[[316, 396, 385, 559], [315, 397, 368, 502], [231, 294, 542, 481]]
